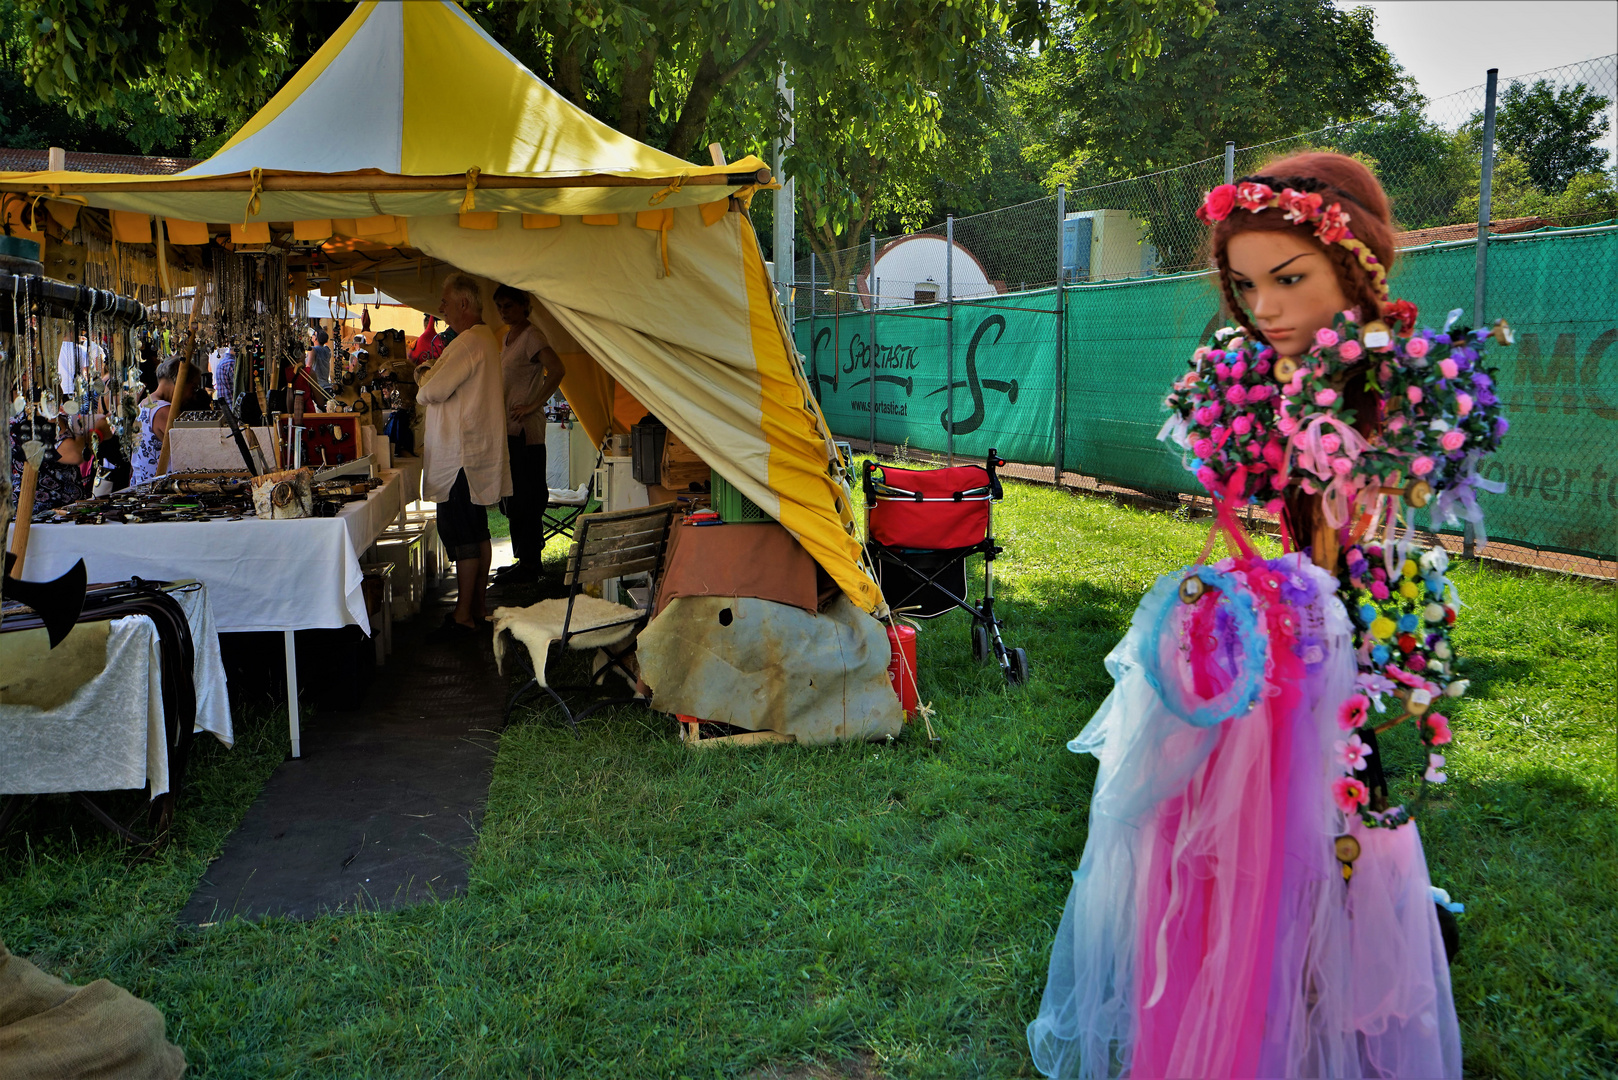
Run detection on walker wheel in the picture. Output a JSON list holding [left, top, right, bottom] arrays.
[[971, 622, 990, 663], [1007, 647, 1029, 686]]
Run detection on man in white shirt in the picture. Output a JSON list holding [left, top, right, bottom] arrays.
[[57, 333, 105, 399], [417, 272, 512, 635]]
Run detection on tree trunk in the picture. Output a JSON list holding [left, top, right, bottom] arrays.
[[551, 31, 586, 107], [665, 31, 776, 160], [618, 40, 661, 143]]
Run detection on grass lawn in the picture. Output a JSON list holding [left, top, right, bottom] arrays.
[[0, 474, 1612, 1078]]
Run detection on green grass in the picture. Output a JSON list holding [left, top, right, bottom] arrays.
[[0, 476, 1612, 1078]]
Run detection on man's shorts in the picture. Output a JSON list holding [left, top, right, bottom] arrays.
[[436, 468, 490, 561]]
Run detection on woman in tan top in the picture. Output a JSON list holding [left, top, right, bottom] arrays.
[[492, 284, 565, 584]]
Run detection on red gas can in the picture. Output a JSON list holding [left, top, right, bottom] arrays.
[[886, 623, 918, 719]]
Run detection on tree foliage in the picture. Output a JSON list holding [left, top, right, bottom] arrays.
[[1482, 78, 1613, 193], [1021, 0, 1414, 186]]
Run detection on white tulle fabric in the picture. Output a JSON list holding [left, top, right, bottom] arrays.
[[1027, 556, 1461, 1079]]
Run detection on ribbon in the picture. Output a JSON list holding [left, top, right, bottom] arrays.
[[244, 167, 263, 222], [649, 172, 688, 205], [1283, 414, 1372, 529], [1429, 451, 1505, 550], [461, 166, 481, 214]]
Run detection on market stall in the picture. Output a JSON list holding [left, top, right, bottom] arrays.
[[0, 0, 906, 744]]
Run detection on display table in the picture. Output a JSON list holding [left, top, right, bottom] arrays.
[[11, 470, 404, 758], [0, 585, 233, 797]]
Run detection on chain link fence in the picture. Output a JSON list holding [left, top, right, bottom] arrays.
[[789, 58, 1617, 578]]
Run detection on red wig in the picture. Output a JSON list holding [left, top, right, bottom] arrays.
[[1210, 152, 1398, 342]]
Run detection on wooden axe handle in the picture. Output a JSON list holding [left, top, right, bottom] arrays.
[[8, 461, 39, 579]]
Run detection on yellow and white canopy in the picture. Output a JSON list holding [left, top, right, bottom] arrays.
[[0, 0, 879, 612]]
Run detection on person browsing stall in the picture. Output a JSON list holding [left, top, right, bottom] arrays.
[[129, 355, 180, 486], [491, 285, 565, 584], [306, 328, 333, 392], [418, 273, 511, 636]]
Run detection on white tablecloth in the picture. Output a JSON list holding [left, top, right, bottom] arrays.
[[11, 471, 403, 634], [0, 584, 233, 796]]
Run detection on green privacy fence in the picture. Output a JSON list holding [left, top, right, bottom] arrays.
[[794, 226, 1618, 562], [800, 288, 1061, 467]]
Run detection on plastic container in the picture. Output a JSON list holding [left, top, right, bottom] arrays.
[[712, 472, 767, 522], [886, 623, 918, 719]]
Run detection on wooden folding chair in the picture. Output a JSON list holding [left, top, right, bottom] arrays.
[[498, 502, 677, 735]]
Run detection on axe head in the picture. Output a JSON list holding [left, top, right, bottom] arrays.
[[2, 553, 88, 648]]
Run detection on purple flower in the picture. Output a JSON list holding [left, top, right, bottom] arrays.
[[1494, 417, 1511, 438], [1471, 372, 1494, 390], [1477, 387, 1499, 407]]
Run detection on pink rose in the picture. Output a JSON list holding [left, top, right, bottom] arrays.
[[1331, 456, 1352, 475], [1440, 430, 1466, 452], [1215, 362, 1231, 380], [1314, 388, 1338, 407], [1232, 415, 1252, 436], [1332, 776, 1370, 814], [1425, 712, 1453, 745], [1456, 393, 1473, 416], [1321, 434, 1342, 454], [1193, 438, 1215, 459], [1411, 455, 1434, 476], [1211, 425, 1230, 446], [1370, 581, 1390, 600], [1225, 384, 1248, 405], [1278, 416, 1299, 436], [1248, 384, 1272, 402], [1199, 184, 1238, 222], [1338, 694, 1369, 731], [1263, 441, 1286, 469], [1230, 360, 1247, 379], [1387, 416, 1406, 433], [1438, 358, 1459, 379], [1196, 465, 1219, 489], [1407, 386, 1423, 405], [1235, 181, 1275, 212], [1338, 339, 1362, 361], [1405, 336, 1429, 358], [1315, 327, 1339, 348]]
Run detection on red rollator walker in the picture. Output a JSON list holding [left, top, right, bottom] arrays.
[[862, 449, 1028, 685]]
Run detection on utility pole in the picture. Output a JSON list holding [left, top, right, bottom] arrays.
[[773, 68, 796, 312]]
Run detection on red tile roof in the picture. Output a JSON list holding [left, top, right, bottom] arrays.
[[0, 148, 199, 175], [1394, 216, 1552, 247]]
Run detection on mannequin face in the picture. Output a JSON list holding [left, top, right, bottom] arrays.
[[1225, 230, 1351, 358]]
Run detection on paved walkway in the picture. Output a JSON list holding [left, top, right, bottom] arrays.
[[180, 555, 512, 924]]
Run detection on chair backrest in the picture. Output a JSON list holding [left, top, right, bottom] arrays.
[[563, 502, 678, 591]]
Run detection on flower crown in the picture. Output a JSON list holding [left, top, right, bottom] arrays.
[[1198, 175, 1389, 300]]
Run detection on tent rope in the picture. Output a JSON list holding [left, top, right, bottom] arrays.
[[244, 168, 263, 222], [461, 167, 481, 213], [648, 172, 688, 205]]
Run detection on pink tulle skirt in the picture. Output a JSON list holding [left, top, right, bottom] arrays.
[[1028, 554, 1460, 1079]]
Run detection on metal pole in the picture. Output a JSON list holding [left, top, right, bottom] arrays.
[[808, 251, 818, 403], [774, 67, 796, 311], [946, 215, 955, 465], [869, 234, 878, 452], [1467, 68, 1499, 559], [1053, 186, 1067, 482], [1224, 141, 1235, 186]]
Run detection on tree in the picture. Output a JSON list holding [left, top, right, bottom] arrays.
[[1335, 111, 1476, 230], [1021, 0, 1414, 182], [1483, 78, 1613, 193], [1454, 153, 1618, 228]]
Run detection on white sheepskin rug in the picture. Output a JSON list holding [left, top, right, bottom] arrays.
[[491, 597, 642, 686]]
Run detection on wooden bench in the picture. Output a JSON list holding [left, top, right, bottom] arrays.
[[497, 502, 677, 735]]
